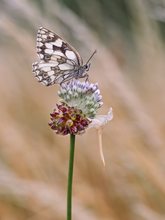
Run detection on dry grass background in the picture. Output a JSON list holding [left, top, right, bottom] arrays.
[[0, 0, 165, 220]]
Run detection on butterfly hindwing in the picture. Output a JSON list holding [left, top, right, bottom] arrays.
[[32, 60, 76, 86]]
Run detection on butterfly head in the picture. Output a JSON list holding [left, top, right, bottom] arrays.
[[76, 50, 96, 79], [75, 64, 90, 79]]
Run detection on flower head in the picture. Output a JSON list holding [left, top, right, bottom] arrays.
[[58, 80, 103, 118], [49, 80, 103, 135], [49, 103, 91, 135]]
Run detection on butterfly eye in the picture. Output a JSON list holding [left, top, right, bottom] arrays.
[[85, 64, 90, 71]]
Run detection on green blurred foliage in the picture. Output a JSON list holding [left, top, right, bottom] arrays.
[[60, 0, 134, 41]]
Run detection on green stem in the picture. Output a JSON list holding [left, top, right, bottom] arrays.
[[67, 134, 75, 220]]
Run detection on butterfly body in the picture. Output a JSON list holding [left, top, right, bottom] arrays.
[[32, 27, 94, 86]]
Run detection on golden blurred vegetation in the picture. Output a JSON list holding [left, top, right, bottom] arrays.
[[0, 0, 165, 219]]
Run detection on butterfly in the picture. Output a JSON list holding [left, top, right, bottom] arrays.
[[32, 27, 96, 86]]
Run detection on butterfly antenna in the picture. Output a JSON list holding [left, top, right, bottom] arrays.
[[86, 50, 97, 64]]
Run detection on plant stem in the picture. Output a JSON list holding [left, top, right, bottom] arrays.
[[67, 134, 75, 220]]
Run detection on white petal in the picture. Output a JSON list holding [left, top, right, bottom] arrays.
[[87, 108, 113, 166], [89, 108, 113, 129]]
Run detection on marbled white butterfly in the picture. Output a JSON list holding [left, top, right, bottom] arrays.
[[32, 27, 96, 86]]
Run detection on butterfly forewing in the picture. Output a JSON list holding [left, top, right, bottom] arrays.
[[32, 27, 84, 86], [37, 27, 83, 65]]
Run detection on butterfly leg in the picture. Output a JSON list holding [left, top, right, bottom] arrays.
[[85, 74, 89, 82]]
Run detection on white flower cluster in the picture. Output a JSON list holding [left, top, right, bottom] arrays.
[[58, 81, 103, 118]]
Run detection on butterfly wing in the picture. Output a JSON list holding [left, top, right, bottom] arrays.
[[32, 27, 83, 86]]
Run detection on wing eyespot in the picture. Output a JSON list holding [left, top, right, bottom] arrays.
[[44, 54, 51, 61]]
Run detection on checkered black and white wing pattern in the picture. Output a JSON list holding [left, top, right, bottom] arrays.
[[32, 27, 83, 86]]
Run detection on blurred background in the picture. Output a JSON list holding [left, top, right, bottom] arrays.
[[0, 0, 165, 219]]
